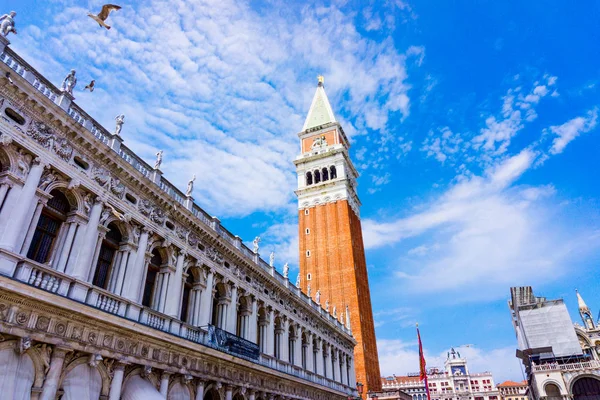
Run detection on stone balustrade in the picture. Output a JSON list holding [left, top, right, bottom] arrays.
[[5, 253, 355, 396]]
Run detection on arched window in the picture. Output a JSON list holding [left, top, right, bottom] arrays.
[[142, 249, 162, 308], [27, 189, 70, 264], [573, 377, 600, 399], [330, 165, 337, 179], [257, 307, 267, 352], [306, 171, 313, 185], [322, 167, 329, 181], [322, 343, 328, 377], [211, 282, 229, 329], [545, 383, 562, 400], [314, 170, 321, 184], [180, 273, 194, 322], [92, 222, 122, 289]]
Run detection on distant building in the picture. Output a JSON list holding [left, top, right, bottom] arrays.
[[496, 380, 527, 400], [509, 286, 600, 399], [380, 348, 500, 400]]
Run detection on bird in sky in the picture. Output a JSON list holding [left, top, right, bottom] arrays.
[[84, 80, 95, 92], [87, 4, 121, 30]]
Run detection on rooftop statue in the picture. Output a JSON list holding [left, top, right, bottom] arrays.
[[186, 174, 196, 197], [283, 262, 289, 279], [114, 114, 125, 135], [0, 11, 17, 37], [269, 251, 274, 266], [253, 236, 261, 254], [61, 69, 77, 95], [154, 150, 163, 170]]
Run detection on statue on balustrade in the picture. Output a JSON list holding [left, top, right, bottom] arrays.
[[186, 174, 196, 196], [253, 236, 261, 254], [61, 69, 77, 95], [283, 262, 289, 278], [154, 150, 163, 169], [0, 11, 17, 37], [114, 114, 125, 135]]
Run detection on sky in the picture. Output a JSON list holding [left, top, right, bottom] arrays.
[[5, 0, 600, 384]]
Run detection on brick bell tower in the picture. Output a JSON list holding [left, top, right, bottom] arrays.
[[295, 76, 382, 394]]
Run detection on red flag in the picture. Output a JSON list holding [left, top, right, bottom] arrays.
[[417, 325, 431, 400]]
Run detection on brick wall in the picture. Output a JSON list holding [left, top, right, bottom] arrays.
[[299, 200, 382, 393]]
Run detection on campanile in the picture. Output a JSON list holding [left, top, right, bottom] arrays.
[[295, 76, 382, 394]]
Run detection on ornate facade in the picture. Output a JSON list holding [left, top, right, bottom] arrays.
[[0, 37, 358, 400], [496, 380, 527, 400], [509, 286, 600, 400], [380, 349, 500, 400], [295, 77, 381, 395]]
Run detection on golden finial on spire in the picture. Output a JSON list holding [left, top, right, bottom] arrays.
[[317, 75, 324, 86]]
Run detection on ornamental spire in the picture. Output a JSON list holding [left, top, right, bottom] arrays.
[[302, 75, 337, 131], [576, 289, 590, 312]]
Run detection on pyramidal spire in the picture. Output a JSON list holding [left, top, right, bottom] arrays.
[[302, 75, 337, 131], [576, 289, 590, 312]]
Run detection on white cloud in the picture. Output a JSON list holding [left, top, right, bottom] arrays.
[[363, 149, 600, 299], [13, 0, 417, 217], [548, 108, 598, 155], [421, 127, 465, 164], [378, 341, 524, 384]]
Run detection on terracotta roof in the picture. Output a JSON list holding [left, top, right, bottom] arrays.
[[497, 380, 527, 387], [381, 376, 422, 385]]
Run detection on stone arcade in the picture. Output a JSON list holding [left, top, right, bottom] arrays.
[[0, 43, 358, 399]]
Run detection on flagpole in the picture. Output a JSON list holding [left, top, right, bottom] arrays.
[[417, 323, 431, 400]]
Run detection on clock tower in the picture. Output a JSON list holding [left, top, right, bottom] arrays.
[[295, 77, 382, 394]]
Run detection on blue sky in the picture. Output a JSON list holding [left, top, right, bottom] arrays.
[[6, 0, 600, 383]]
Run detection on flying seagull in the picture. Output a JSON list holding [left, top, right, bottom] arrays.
[[84, 80, 95, 92], [87, 4, 121, 30]]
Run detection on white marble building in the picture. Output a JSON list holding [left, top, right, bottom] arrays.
[[380, 349, 500, 400], [509, 287, 600, 400], [0, 36, 358, 400]]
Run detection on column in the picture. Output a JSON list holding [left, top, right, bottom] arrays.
[[340, 353, 348, 385], [248, 297, 258, 343], [281, 318, 290, 363], [165, 251, 186, 317], [315, 340, 323, 376], [191, 286, 202, 325], [266, 308, 275, 357], [0, 182, 21, 234], [306, 335, 314, 372], [294, 325, 303, 367], [109, 363, 126, 400], [19, 200, 45, 255], [0, 160, 44, 252], [0, 182, 10, 206], [122, 229, 150, 301], [259, 321, 268, 353], [159, 372, 171, 397], [67, 200, 103, 279], [39, 347, 69, 400], [323, 344, 329, 379], [226, 284, 238, 333], [195, 380, 205, 400], [198, 269, 214, 327], [348, 356, 356, 388], [225, 386, 233, 400], [114, 247, 132, 295], [158, 270, 170, 313], [248, 391, 256, 400]]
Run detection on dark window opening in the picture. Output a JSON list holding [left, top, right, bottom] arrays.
[[27, 190, 70, 264], [142, 249, 162, 307], [330, 166, 337, 179], [180, 274, 194, 322], [5, 108, 26, 125], [92, 222, 122, 289], [322, 167, 329, 181], [306, 171, 313, 185], [73, 156, 89, 170], [125, 193, 137, 204], [314, 170, 321, 184]]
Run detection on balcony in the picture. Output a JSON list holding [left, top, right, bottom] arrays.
[[532, 360, 600, 373], [6, 255, 355, 397]]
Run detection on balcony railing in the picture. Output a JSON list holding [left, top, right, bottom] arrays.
[[7, 256, 355, 397], [532, 360, 600, 372]]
